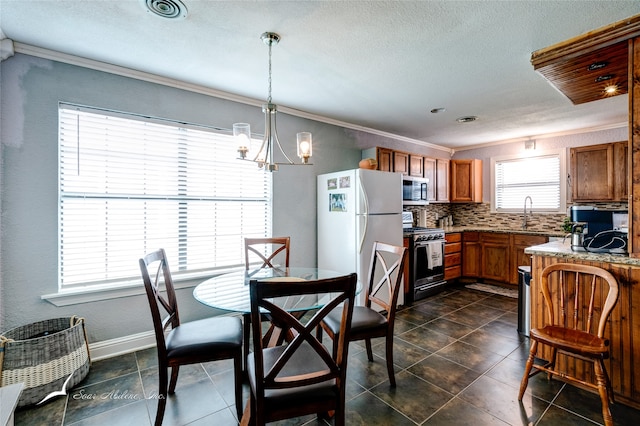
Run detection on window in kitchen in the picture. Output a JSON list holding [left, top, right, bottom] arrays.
[[58, 103, 272, 291], [492, 151, 565, 212]]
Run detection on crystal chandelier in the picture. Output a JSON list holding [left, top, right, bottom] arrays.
[[234, 32, 312, 172]]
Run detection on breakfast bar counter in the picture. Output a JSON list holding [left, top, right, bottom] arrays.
[[524, 239, 640, 409], [524, 239, 640, 266]]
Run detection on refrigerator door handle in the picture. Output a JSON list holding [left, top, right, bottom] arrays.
[[358, 178, 369, 254]]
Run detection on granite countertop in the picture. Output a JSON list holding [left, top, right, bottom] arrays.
[[524, 239, 640, 267], [442, 226, 565, 237]]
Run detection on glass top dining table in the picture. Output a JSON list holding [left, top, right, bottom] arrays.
[[193, 267, 356, 314]]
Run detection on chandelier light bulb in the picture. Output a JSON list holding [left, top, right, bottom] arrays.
[[297, 132, 313, 163], [233, 123, 251, 158]]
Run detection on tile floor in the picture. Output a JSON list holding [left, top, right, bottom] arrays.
[[14, 284, 640, 425]]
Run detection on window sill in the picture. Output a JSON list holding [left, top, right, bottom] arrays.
[[41, 267, 244, 307]]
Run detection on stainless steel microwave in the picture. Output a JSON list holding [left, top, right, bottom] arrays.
[[402, 177, 429, 205]]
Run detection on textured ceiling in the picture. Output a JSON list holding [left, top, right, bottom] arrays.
[[1, 1, 639, 150]]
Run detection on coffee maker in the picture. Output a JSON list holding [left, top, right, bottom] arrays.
[[569, 206, 628, 254]]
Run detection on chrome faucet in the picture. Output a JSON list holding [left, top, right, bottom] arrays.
[[522, 196, 533, 229]]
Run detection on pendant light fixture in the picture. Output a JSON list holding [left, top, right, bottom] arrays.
[[234, 32, 312, 172]]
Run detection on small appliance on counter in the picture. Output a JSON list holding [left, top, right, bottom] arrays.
[[567, 222, 586, 252], [569, 206, 628, 254], [402, 176, 429, 206]]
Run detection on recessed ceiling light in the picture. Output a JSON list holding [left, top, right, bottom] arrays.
[[595, 74, 614, 83], [588, 61, 608, 71], [140, 0, 188, 20], [430, 108, 446, 114], [604, 84, 619, 95], [456, 116, 478, 123]]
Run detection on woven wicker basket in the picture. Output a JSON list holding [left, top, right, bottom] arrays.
[[0, 316, 91, 407]]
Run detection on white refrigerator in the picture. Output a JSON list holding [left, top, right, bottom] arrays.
[[317, 169, 404, 306]]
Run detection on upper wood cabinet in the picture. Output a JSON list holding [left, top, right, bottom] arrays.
[[570, 141, 628, 202], [450, 159, 482, 203], [364, 147, 453, 202], [377, 148, 393, 172], [420, 157, 450, 202], [436, 159, 450, 202], [409, 155, 424, 177], [393, 152, 409, 175], [423, 158, 436, 201]]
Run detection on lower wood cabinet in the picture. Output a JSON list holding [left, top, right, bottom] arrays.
[[444, 232, 462, 280], [462, 232, 481, 277], [462, 231, 548, 284], [509, 234, 547, 284], [481, 233, 510, 282]]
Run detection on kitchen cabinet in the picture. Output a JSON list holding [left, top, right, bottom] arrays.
[[509, 234, 547, 284], [423, 158, 450, 202], [393, 152, 409, 174], [462, 231, 546, 284], [481, 233, 510, 283], [409, 155, 424, 177], [570, 141, 628, 202], [436, 159, 450, 202], [462, 232, 481, 277], [444, 232, 462, 280], [450, 159, 482, 203], [423, 158, 436, 201], [377, 148, 393, 172]]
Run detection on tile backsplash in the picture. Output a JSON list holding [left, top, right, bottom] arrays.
[[404, 202, 627, 234]]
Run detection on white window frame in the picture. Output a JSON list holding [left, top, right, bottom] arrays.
[[490, 148, 567, 214], [45, 103, 272, 304]]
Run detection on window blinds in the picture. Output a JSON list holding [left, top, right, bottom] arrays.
[[495, 155, 560, 211], [58, 104, 272, 289]]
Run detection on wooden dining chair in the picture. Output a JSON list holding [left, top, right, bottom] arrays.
[[245, 272, 357, 426], [320, 241, 407, 387], [244, 237, 290, 270], [139, 249, 244, 426], [518, 262, 619, 426], [242, 237, 291, 368]]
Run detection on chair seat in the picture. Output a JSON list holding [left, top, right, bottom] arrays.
[[530, 325, 609, 358], [247, 342, 338, 405], [324, 305, 387, 336], [166, 316, 242, 359]]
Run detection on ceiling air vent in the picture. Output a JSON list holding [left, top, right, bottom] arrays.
[[141, 0, 188, 20], [456, 116, 478, 123]]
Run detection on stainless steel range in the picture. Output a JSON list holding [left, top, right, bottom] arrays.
[[403, 212, 447, 303]]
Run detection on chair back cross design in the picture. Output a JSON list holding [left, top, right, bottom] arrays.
[[246, 273, 357, 425], [366, 243, 406, 314], [245, 237, 290, 270]]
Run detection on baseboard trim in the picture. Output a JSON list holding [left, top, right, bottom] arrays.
[[88, 331, 156, 361]]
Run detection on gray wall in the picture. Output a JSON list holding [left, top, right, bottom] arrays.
[[0, 53, 362, 341], [452, 127, 629, 203]]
